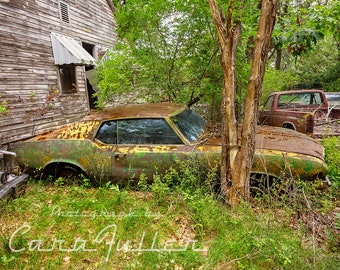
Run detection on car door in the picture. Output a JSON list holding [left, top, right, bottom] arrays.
[[115, 118, 196, 180], [259, 95, 274, 125], [95, 118, 192, 181]]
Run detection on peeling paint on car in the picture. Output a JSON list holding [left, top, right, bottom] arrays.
[[253, 149, 327, 180], [11, 103, 328, 184], [57, 121, 100, 139]]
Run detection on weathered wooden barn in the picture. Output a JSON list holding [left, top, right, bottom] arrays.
[[0, 0, 116, 144]]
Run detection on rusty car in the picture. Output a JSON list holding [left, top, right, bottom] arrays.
[[10, 103, 328, 185], [258, 89, 340, 138]]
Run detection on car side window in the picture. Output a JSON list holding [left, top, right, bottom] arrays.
[[263, 95, 274, 110], [312, 93, 323, 104], [117, 118, 183, 145], [96, 118, 183, 145], [95, 121, 117, 144]]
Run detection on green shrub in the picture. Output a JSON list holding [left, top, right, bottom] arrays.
[[322, 136, 340, 188], [2, 150, 338, 269]]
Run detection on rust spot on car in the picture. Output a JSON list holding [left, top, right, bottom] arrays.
[[10, 103, 328, 184], [255, 125, 325, 161], [57, 121, 99, 139]]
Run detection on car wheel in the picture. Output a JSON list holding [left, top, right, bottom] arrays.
[[250, 173, 278, 196], [283, 123, 295, 130], [45, 163, 86, 185], [57, 165, 80, 180]]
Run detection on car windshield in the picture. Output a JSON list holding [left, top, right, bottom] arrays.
[[170, 108, 206, 143]]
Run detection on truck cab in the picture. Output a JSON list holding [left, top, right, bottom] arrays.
[[259, 90, 328, 133]]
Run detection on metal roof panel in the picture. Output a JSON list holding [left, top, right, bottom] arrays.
[[50, 32, 96, 65]]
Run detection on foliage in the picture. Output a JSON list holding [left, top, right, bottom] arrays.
[[0, 161, 339, 269], [96, 0, 268, 116], [0, 101, 7, 114], [96, 1, 338, 121], [309, 0, 340, 42], [262, 68, 300, 101], [137, 158, 218, 202], [96, 0, 223, 108], [272, 1, 339, 90], [288, 36, 340, 90], [322, 136, 340, 188], [273, 0, 338, 57], [96, 1, 340, 116]]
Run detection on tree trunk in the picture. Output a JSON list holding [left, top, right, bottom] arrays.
[[209, 0, 277, 205], [275, 48, 282, 70], [208, 0, 240, 200], [230, 0, 277, 204]]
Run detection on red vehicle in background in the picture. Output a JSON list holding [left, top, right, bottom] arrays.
[[258, 89, 340, 138]]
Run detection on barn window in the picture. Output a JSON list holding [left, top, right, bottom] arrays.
[[82, 42, 95, 57], [59, 65, 77, 94], [59, 1, 70, 23]]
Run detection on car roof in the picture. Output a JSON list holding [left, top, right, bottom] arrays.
[[269, 89, 324, 96], [84, 103, 186, 121]]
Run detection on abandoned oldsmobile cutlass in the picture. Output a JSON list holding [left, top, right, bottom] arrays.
[[10, 103, 328, 185]]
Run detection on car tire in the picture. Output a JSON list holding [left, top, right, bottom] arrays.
[[45, 163, 85, 185], [57, 164, 80, 180], [250, 173, 277, 196]]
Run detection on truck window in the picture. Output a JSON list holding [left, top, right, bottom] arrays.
[[311, 93, 323, 104], [278, 93, 323, 107], [263, 96, 274, 110]]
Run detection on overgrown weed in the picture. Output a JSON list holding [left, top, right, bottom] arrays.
[[0, 153, 339, 269]]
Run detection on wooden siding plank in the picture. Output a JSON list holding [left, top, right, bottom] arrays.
[[0, 0, 116, 144]]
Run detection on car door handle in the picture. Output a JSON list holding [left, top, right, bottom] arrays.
[[114, 153, 126, 159]]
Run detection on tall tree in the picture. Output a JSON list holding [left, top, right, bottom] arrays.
[[97, 0, 222, 109], [209, 0, 277, 205]]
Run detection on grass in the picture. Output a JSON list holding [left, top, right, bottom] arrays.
[[0, 137, 339, 269], [1, 180, 339, 269]]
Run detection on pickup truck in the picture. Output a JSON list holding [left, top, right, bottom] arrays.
[[258, 89, 340, 138]]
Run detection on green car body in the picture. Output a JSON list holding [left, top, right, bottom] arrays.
[[10, 103, 328, 185]]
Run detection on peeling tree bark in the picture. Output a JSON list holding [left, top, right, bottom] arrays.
[[208, 0, 240, 200], [209, 0, 277, 205]]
